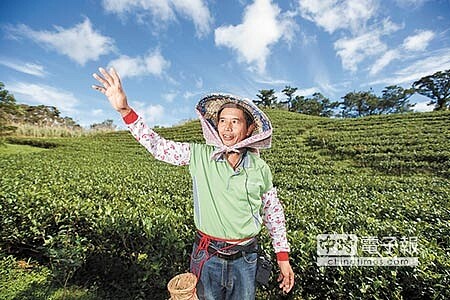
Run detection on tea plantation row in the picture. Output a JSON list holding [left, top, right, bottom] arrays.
[[1, 110, 449, 299]]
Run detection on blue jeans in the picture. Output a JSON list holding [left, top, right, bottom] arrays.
[[190, 240, 258, 300]]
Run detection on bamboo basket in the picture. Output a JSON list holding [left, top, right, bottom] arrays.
[[167, 272, 198, 300]]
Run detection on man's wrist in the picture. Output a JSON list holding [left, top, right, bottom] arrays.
[[122, 109, 138, 124], [276, 252, 289, 261], [118, 107, 132, 117]]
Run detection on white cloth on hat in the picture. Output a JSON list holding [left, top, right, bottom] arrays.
[[195, 93, 273, 160]]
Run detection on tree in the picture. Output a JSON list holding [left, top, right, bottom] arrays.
[[0, 82, 19, 119], [290, 95, 304, 113], [90, 119, 116, 131], [292, 93, 339, 117], [381, 85, 415, 114], [0, 82, 81, 136], [0, 82, 19, 137], [62, 116, 81, 129], [12, 104, 81, 128], [340, 90, 380, 117], [16, 104, 62, 126], [255, 89, 277, 108], [309, 93, 339, 117], [295, 95, 321, 116], [413, 69, 450, 110], [281, 86, 298, 111]]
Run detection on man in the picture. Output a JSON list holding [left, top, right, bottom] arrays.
[[92, 67, 294, 299]]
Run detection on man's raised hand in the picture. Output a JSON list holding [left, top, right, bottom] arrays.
[[92, 67, 131, 116]]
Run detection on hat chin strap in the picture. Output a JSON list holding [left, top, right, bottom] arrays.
[[211, 144, 241, 161], [225, 148, 241, 154]]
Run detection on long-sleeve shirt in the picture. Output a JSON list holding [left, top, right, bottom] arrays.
[[123, 110, 290, 260]]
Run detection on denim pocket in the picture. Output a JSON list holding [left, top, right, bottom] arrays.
[[242, 252, 258, 264], [190, 245, 207, 276], [191, 248, 207, 263]]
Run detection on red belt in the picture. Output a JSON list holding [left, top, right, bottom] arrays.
[[194, 231, 258, 260]]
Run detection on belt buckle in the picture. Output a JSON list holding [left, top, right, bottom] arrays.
[[216, 251, 242, 260], [211, 245, 241, 260]]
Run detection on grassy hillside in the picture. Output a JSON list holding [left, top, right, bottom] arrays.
[[1, 110, 449, 299]]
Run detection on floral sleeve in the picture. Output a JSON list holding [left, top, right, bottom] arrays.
[[261, 187, 290, 260], [124, 110, 190, 166]]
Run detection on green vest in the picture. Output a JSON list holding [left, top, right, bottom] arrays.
[[189, 143, 273, 239]]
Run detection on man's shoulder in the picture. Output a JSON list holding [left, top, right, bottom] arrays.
[[189, 143, 215, 162], [190, 143, 214, 153], [247, 151, 271, 170]]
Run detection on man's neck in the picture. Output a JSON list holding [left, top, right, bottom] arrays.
[[225, 149, 246, 170]]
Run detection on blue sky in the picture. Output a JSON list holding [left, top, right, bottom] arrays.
[[1, 0, 449, 128]]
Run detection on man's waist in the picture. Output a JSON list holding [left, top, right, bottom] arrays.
[[194, 231, 258, 258]]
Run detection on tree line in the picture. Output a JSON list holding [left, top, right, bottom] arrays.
[[254, 69, 449, 117], [0, 82, 117, 138], [1, 69, 449, 138]]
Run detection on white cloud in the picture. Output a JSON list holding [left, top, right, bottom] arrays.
[[162, 91, 178, 102], [366, 29, 435, 75], [5, 19, 115, 65], [403, 30, 435, 52], [296, 87, 319, 96], [370, 49, 400, 75], [368, 48, 450, 86], [7, 82, 79, 114], [0, 59, 46, 77], [195, 77, 203, 89], [298, 0, 378, 34], [143, 104, 165, 123], [298, 0, 404, 74], [335, 32, 387, 72], [394, 0, 428, 8], [392, 50, 450, 84], [252, 75, 291, 86], [215, 0, 296, 74], [103, 0, 174, 21], [379, 18, 404, 35], [334, 19, 401, 72], [413, 99, 434, 112], [171, 0, 212, 37], [92, 109, 104, 116], [108, 50, 170, 78], [133, 101, 165, 124], [316, 81, 340, 96], [102, 0, 212, 37], [183, 91, 202, 99]]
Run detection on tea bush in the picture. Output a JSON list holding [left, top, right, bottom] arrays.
[[1, 110, 449, 299]]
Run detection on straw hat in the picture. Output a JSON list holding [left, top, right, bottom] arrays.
[[196, 93, 272, 137]]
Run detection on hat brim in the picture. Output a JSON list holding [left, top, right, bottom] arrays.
[[196, 93, 272, 136]]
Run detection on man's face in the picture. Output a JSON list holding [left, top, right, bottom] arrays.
[[217, 107, 254, 146]]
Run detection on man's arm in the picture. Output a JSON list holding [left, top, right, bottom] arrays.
[[123, 110, 190, 166], [261, 187, 294, 293], [261, 187, 290, 256], [92, 67, 190, 166]]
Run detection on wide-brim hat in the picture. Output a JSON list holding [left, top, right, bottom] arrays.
[[196, 93, 272, 136]]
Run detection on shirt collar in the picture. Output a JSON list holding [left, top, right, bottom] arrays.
[[215, 148, 251, 168]]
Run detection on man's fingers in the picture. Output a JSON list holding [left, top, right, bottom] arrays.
[[278, 269, 294, 293], [99, 67, 114, 86], [281, 275, 288, 290], [110, 67, 121, 86], [92, 73, 110, 88], [284, 274, 294, 293], [284, 272, 294, 292], [91, 85, 105, 94]]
